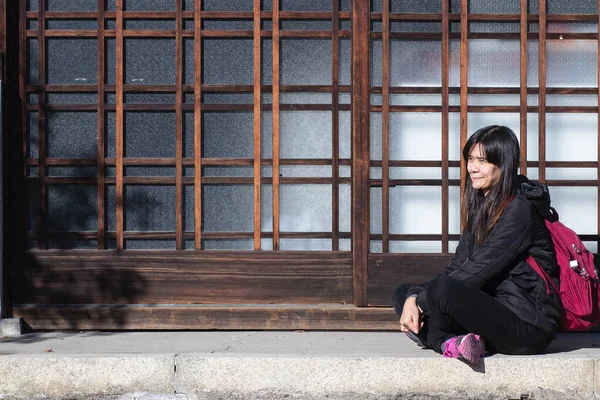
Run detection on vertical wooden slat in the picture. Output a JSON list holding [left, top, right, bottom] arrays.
[[331, 0, 340, 251], [175, 0, 183, 250], [115, 0, 124, 249], [194, 0, 202, 250], [519, 0, 528, 176], [97, 0, 106, 249], [538, 0, 547, 183], [381, 0, 390, 253], [441, 0, 449, 253], [19, 0, 26, 253], [351, 0, 370, 306], [598, 0, 600, 252], [37, 0, 46, 249], [272, 0, 280, 250], [459, 0, 468, 205], [253, 0, 261, 251]]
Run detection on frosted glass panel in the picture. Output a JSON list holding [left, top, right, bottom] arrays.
[[468, 1, 520, 13], [370, 187, 382, 234], [390, 242, 441, 253], [339, 111, 351, 159], [280, 239, 332, 251], [389, 168, 441, 180], [281, 39, 331, 85], [549, 187, 597, 234], [467, 114, 520, 142], [546, 95, 597, 107], [280, 166, 332, 178], [203, 185, 253, 232], [340, 184, 351, 233], [390, 94, 441, 106], [468, 40, 520, 87], [280, 185, 332, 232], [373, 40, 443, 86], [529, 41, 598, 87], [548, 41, 598, 87], [449, 186, 461, 235], [260, 185, 273, 233], [546, 114, 598, 161], [526, 113, 539, 162], [449, 40, 461, 87], [281, 111, 332, 158], [546, 168, 597, 180], [448, 113, 461, 161], [469, 95, 520, 106], [390, 187, 441, 234], [389, 113, 442, 160], [548, 23, 598, 33]]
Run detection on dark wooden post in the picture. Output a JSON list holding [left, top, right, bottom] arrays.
[[351, 0, 370, 307]]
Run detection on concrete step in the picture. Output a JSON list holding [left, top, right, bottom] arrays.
[[1, 331, 600, 399]]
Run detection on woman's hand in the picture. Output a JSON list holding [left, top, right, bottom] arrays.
[[399, 296, 423, 334]]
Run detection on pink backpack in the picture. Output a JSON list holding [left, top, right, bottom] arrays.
[[526, 208, 600, 332]]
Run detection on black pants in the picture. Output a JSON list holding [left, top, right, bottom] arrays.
[[393, 275, 552, 355]]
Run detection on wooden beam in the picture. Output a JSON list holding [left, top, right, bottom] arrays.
[[97, 0, 105, 249], [253, 0, 261, 250], [175, 0, 184, 250], [272, 0, 280, 250], [381, 0, 390, 253], [351, 0, 370, 306], [194, 0, 202, 249], [115, 0, 124, 249], [520, 0, 528, 176], [441, 0, 450, 253], [538, 0, 547, 183]]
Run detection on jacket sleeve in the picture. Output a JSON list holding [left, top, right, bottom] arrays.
[[405, 228, 473, 313], [448, 197, 534, 288]]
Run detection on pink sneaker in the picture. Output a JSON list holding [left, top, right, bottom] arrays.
[[442, 333, 485, 363]]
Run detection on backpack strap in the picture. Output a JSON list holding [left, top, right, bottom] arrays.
[[526, 255, 559, 295]]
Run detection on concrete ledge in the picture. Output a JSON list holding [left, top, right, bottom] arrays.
[[2, 332, 600, 399], [0, 318, 22, 337]]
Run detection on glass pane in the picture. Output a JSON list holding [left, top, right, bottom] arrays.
[[47, 0, 98, 11], [546, 95, 597, 107], [546, 0, 598, 14], [546, 168, 597, 180], [125, 20, 176, 30], [124, 167, 175, 177], [282, 0, 331, 11], [47, 93, 97, 104], [48, 167, 97, 177], [202, 239, 254, 250], [281, 111, 332, 158], [280, 185, 332, 232], [339, 183, 351, 233], [546, 114, 598, 162], [260, 185, 273, 232], [28, 112, 39, 158], [373, 40, 443, 87], [390, 187, 441, 234], [470, 23, 520, 33], [203, 185, 253, 232], [123, 0, 175, 11], [547, 41, 598, 88], [450, 186, 460, 235], [203, 112, 253, 158], [124, 112, 176, 158], [47, 39, 97, 84], [391, 22, 441, 32], [281, 39, 332, 85], [389, 113, 442, 160], [340, 39, 351, 86], [49, 240, 97, 250], [469, 95, 520, 106], [469, 40, 520, 87], [125, 186, 176, 231], [203, 39, 253, 85], [280, 166, 332, 178], [339, 111, 351, 159], [203, 0, 253, 11], [550, 187, 597, 234], [106, 38, 116, 85], [261, 111, 273, 159], [27, 39, 38, 85], [126, 240, 176, 250], [48, 112, 97, 158], [468, 0, 519, 13], [370, 187, 382, 235], [124, 93, 176, 104], [390, 241, 441, 253], [281, 20, 332, 30], [47, 20, 97, 29], [185, 186, 194, 232], [389, 168, 441, 180], [280, 239, 332, 250], [47, 185, 97, 231], [125, 39, 175, 85]]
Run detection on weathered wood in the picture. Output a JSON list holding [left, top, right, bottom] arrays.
[[272, 0, 280, 250], [175, 0, 183, 250], [97, 0, 105, 249], [459, 0, 468, 211], [441, 0, 449, 253], [539, 0, 547, 183], [115, 0, 124, 249], [11, 251, 353, 305], [367, 254, 453, 306], [381, 0, 390, 253], [194, 0, 202, 249], [13, 305, 398, 331], [351, 0, 370, 306], [253, 0, 261, 250], [37, 0, 46, 250], [331, 0, 340, 251], [520, 0, 528, 176]]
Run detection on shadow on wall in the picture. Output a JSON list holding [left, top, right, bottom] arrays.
[[13, 167, 159, 331]]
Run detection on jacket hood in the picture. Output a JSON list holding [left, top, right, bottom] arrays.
[[516, 175, 553, 219]]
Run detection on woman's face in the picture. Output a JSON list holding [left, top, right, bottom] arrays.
[[467, 143, 501, 196]]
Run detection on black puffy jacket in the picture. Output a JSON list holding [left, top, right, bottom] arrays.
[[407, 176, 563, 338]]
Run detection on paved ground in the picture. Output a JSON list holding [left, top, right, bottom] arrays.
[[2, 331, 600, 399]]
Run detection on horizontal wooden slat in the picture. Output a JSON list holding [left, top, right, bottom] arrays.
[[27, 11, 353, 20], [13, 305, 398, 331], [367, 254, 453, 306], [11, 251, 353, 305]]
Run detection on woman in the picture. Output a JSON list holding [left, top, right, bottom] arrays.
[[392, 125, 563, 363]]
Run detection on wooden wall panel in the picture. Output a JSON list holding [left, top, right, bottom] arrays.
[[11, 251, 353, 305], [367, 254, 452, 306], [13, 304, 399, 331]]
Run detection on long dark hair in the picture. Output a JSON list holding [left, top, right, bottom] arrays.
[[461, 125, 520, 245]]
